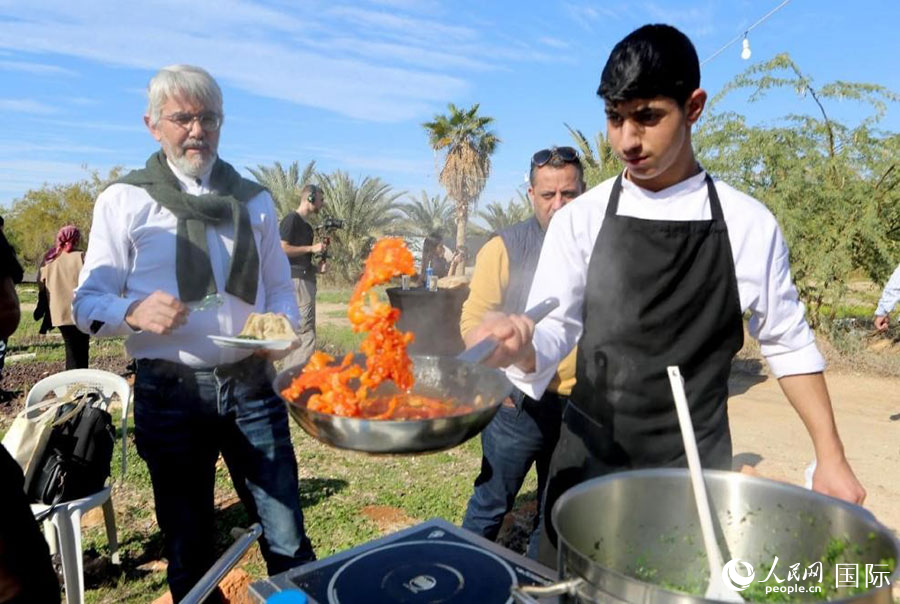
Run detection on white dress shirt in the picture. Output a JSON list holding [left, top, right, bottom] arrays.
[[73, 159, 299, 368], [507, 171, 826, 399], [875, 263, 900, 317]]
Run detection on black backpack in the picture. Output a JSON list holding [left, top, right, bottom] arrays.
[[27, 391, 117, 505]]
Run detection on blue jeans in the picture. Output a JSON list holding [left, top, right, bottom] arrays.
[[462, 391, 564, 559], [134, 356, 315, 603]]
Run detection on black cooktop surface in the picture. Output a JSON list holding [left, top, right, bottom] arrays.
[[250, 518, 557, 604], [323, 540, 516, 602]]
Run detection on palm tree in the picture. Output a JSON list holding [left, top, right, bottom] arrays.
[[471, 193, 533, 237], [246, 160, 317, 219], [317, 170, 405, 282], [423, 103, 499, 261], [395, 190, 456, 238], [566, 123, 621, 188]]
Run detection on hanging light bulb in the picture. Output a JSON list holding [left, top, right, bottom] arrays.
[[741, 34, 752, 60]]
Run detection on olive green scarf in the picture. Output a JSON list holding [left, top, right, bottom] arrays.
[[116, 151, 264, 304]]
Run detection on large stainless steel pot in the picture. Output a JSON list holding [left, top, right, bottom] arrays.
[[273, 354, 512, 454], [514, 469, 898, 603]]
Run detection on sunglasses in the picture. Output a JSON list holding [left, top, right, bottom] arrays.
[[531, 146, 579, 167]]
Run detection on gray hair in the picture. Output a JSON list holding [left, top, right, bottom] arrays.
[[146, 65, 223, 126]]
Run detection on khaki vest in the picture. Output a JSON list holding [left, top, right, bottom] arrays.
[[40, 251, 84, 327]]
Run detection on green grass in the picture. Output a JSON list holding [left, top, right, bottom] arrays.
[[5, 316, 126, 363], [316, 288, 355, 304], [7, 298, 44, 340], [6, 284, 126, 363], [819, 304, 876, 320], [17, 283, 38, 305], [316, 285, 389, 305], [317, 323, 365, 353]]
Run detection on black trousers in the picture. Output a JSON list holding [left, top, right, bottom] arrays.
[[58, 325, 89, 370]]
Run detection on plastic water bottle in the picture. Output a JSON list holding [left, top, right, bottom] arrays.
[[425, 262, 434, 291], [266, 590, 308, 603]]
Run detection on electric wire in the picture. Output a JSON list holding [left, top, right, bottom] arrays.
[[700, 0, 794, 66]]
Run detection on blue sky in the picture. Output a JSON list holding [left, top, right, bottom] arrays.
[[1, 0, 898, 217]]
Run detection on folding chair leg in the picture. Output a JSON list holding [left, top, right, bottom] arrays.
[[43, 518, 58, 556], [102, 498, 120, 565], [54, 508, 85, 604]]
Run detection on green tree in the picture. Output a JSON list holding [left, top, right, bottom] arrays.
[[317, 170, 405, 282], [423, 103, 500, 259], [694, 53, 899, 327], [566, 123, 621, 188], [5, 166, 123, 269], [246, 160, 317, 219], [471, 193, 532, 236], [394, 190, 456, 238]]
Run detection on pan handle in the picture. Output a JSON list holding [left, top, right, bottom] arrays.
[[523, 296, 560, 324], [456, 297, 560, 365], [179, 523, 262, 604], [510, 577, 584, 603]]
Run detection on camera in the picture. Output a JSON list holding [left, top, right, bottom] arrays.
[[319, 217, 344, 231], [313, 217, 344, 273]]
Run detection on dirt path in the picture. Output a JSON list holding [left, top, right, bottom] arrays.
[[316, 302, 350, 326], [728, 371, 900, 535]]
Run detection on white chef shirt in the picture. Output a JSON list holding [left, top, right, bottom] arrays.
[[73, 158, 299, 368], [875, 263, 900, 317], [506, 170, 825, 399]]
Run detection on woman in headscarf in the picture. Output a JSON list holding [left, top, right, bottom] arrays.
[[34, 225, 89, 369]]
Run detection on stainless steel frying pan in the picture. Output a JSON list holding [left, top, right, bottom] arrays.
[[273, 297, 559, 455]]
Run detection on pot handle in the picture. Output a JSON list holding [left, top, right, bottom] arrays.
[[510, 577, 584, 603]]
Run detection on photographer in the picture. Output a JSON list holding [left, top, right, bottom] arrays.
[[280, 184, 325, 368]]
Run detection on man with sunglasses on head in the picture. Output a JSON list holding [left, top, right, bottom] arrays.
[[280, 183, 326, 369], [73, 64, 315, 602], [467, 25, 865, 567], [460, 146, 584, 558]]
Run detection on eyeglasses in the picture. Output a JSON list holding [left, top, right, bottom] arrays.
[[163, 111, 222, 132], [531, 146, 579, 167]]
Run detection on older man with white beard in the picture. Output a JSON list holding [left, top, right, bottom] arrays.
[[73, 65, 315, 603]]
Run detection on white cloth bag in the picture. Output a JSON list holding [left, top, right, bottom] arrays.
[[1, 394, 80, 486]]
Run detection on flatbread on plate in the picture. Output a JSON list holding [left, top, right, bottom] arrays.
[[238, 312, 296, 341]]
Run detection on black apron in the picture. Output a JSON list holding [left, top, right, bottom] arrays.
[[539, 173, 744, 566]]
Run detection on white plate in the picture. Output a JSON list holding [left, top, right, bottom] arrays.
[[208, 335, 295, 351]]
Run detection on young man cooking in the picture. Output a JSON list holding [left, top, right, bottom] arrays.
[[468, 24, 865, 566]]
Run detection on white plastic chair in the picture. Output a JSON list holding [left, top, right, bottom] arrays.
[[26, 369, 131, 604]]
